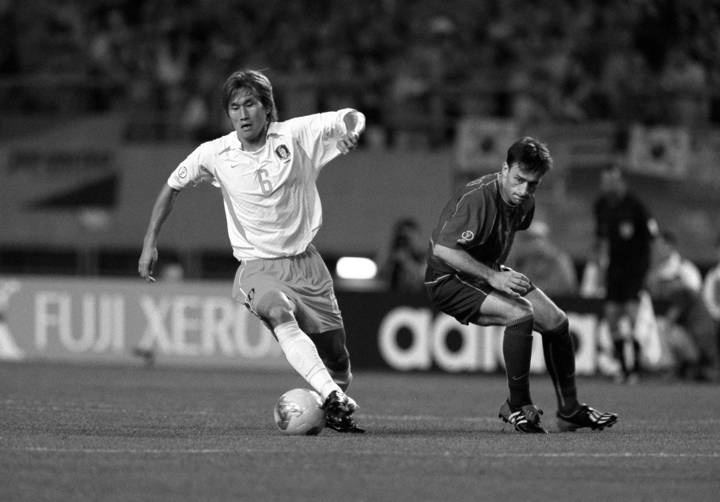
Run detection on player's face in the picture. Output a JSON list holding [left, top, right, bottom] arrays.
[[500, 162, 543, 205], [228, 87, 269, 149]]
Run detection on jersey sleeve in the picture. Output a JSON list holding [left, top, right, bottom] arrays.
[[167, 142, 217, 190], [435, 191, 490, 249], [286, 109, 354, 170]]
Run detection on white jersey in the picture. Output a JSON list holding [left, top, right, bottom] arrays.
[[168, 110, 356, 260]]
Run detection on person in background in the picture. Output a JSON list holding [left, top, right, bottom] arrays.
[[701, 233, 720, 372], [647, 230, 719, 381], [507, 220, 578, 298], [425, 137, 617, 433], [593, 164, 657, 384], [377, 217, 426, 294], [138, 69, 366, 432]]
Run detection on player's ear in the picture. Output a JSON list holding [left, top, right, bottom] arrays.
[[501, 162, 509, 175]]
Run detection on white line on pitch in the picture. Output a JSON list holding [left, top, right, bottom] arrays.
[[8, 447, 720, 458], [360, 414, 720, 425]]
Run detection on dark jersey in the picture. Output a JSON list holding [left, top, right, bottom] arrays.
[[593, 193, 653, 272], [427, 172, 534, 276]]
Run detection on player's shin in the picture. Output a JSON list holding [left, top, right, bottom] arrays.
[[503, 316, 535, 408], [541, 319, 579, 414], [275, 321, 341, 400]]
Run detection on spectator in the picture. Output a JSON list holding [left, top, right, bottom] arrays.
[[701, 233, 720, 376], [508, 220, 578, 297], [647, 231, 719, 381], [377, 217, 427, 295], [702, 233, 720, 328], [659, 49, 709, 127]]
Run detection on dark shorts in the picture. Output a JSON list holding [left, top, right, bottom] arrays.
[[425, 271, 534, 325], [606, 267, 646, 302]]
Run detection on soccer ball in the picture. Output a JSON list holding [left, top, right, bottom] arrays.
[[273, 388, 325, 435]]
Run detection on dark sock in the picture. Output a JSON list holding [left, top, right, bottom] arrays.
[[542, 319, 579, 414], [503, 316, 534, 409], [613, 339, 629, 376], [632, 339, 642, 373]]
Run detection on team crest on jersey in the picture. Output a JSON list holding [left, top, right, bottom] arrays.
[[178, 166, 187, 179], [459, 230, 474, 242], [275, 144, 291, 162]]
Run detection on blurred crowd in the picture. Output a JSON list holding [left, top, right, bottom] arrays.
[[0, 0, 718, 144]]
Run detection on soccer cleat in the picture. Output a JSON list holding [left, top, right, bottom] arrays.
[[556, 404, 618, 432], [498, 400, 548, 433], [322, 390, 364, 433]]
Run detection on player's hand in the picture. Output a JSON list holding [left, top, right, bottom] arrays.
[[138, 246, 158, 283], [490, 268, 531, 297], [337, 131, 359, 154]]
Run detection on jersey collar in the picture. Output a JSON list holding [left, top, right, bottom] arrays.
[[227, 123, 280, 151]]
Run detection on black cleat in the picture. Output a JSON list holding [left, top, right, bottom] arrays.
[[322, 390, 364, 433], [557, 404, 618, 432], [498, 400, 548, 433]]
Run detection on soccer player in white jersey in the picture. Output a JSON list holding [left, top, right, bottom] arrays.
[[138, 69, 365, 432]]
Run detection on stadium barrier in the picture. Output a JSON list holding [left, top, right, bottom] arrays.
[[0, 276, 675, 376]]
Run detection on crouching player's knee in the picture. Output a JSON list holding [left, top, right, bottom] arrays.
[[546, 313, 569, 336], [506, 298, 534, 327]]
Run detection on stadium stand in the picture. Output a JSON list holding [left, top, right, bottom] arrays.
[[1, 0, 719, 277]]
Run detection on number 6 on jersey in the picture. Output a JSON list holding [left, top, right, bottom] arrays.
[[256, 168, 273, 195]]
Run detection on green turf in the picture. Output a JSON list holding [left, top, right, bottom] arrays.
[[1, 361, 719, 501]]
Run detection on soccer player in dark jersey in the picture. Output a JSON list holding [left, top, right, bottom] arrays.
[[593, 165, 656, 384], [425, 137, 617, 433]]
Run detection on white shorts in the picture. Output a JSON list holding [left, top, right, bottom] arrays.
[[231, 244, 344, 334]]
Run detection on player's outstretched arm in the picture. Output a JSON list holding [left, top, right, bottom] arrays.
[[138, 184, 180, 282]]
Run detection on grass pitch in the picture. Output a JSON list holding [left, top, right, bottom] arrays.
[[1, 361, 719, 501]]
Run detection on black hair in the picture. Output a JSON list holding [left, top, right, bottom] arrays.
[[506, 137, 553, 175], [221, 69, 278, 121]]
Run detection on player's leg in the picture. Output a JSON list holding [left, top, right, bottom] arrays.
[[426, 274, 544, 431], [231, 257, 347, 404], [306, 327, 362, 432], [254, 290, 347, 402], [479, 291, 548, 432], [525, 287, 578, 414], [294, 247, 354, 392], [308, 328, 352, 391], [287, 246, 362, 432], [479, 291, 535, 407], [528, 287, 618, 431]]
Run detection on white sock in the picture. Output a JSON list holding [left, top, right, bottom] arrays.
[[275, 320, 341, 400]]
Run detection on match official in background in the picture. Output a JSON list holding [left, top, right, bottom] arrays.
[[592, 165, 657, 384], [138, 69, 365, 432]]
